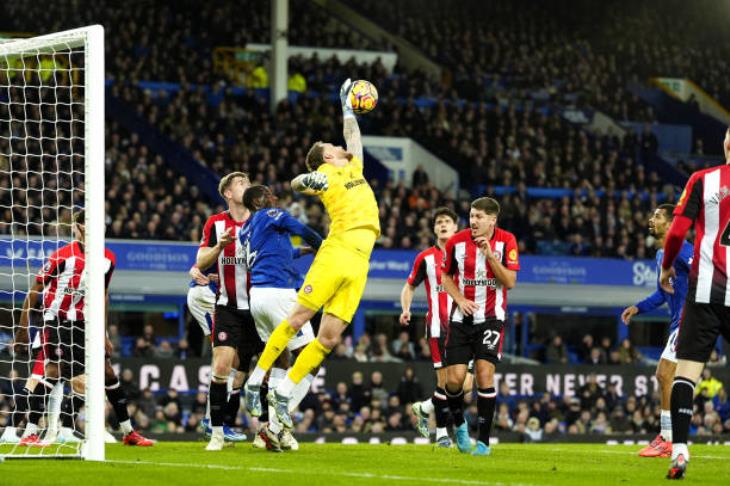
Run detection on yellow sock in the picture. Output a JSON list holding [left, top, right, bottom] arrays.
[[288, 339, 330, 384], [257, 320, 297, 371]]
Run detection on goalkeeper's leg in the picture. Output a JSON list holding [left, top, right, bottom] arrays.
[[272, 314, 343, 428]]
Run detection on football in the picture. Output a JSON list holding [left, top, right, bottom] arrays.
[[349, 79, 378, 114]]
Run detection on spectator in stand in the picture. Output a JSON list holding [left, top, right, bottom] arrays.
[[396, 367, 424, 406], [392, 331, 415, 361], [371, 333, 400, 363], [617, 338, 642, 365], [587, 347, 607, 365], [545, 335, 569, 364], [133, 337, 154, 358], [154, 340, 175, 359], [370, 371, 389, 403], [120, 368, 141, 402], [579, 334, 595, 362], [578, 374, 605, 410], [412, 165, 429, 187]]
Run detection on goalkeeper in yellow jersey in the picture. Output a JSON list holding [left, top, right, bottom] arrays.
[[244, 79, 380, 428]]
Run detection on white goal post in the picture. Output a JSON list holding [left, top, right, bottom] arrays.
[[0, 25, 105, 461]]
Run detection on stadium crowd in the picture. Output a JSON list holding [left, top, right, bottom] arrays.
[[1, 0, 390, 85], [107, 80, 672, 259], [2, 0, 715, 261], [346, 0, 730, 115]]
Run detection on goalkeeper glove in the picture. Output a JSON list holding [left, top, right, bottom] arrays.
[[302, 172, 329, 192], [339, 78, 355, 119]]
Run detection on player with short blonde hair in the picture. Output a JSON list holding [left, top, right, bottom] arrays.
[[244, 79, 380, 428]]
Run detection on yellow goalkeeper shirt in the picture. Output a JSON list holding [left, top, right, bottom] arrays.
[[317, 157, 380, 242]]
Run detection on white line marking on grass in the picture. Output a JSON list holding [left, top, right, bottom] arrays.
[[106, 460, 537, 486], [548, 448, 729, 460]]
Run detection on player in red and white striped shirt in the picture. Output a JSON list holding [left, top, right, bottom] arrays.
[[197, 172, 263, 450], [661, 130, 730, 480], [440, 197, 519, 456], [10, 210, 152, 446], [400, 207, 473, 447]]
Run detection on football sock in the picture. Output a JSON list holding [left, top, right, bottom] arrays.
[[433, 387, 450, 431], [268, 368, 287, 434], [47, 380, 63, 435], [119, 419, 134, 435], [477, 387, 497, 445], [288, 339, 330, 385], [660, 409, 672, 442], [105, 379, 131, 425], [445, 386, 465, 426], [10, 387, 31, 426], [289, 373, 315, 412], [224, 388, 241, 427], [209, 380, 228, 427], [420, 398, 434, 415], [670, 376, 695, 454], [259, 382, 270, 423], [23, 422, 38, 438], [61, 394, 84, 429], [250, 320, 297, 385], [27, 387, 47, 426]]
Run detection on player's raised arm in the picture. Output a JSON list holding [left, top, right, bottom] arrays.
[[340, 78, 364, 162]]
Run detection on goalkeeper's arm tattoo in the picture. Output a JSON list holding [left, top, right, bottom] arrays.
[[343, 117, 364, 161]]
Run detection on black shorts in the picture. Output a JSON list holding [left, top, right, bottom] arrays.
[[213, 305, 264, 370], [445, 318, 504, 366], [45, 321, 85, 380], [676, 300, 730, 362]]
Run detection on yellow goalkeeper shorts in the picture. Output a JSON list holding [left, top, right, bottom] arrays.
[[297, 228, 376, 323]]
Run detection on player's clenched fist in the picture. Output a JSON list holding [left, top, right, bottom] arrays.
[[399, 310, 411, 326]]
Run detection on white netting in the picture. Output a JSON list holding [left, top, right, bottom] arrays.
[[0, 28, 100, 459]]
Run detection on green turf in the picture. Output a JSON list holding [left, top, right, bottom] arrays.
[[2, 442, 730, 485]]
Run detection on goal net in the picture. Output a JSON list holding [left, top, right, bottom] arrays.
[[0, 26, 105, 461]]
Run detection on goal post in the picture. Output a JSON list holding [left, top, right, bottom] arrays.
[[0, 25, 105, 461]]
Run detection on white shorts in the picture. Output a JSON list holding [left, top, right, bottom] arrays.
[[660, 328, 679, 363], [187, 285, 216, 336], [250, 287, 315, 351]]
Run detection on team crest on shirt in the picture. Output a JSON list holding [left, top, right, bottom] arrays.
[[303, 285, 313, 294], [42, 261, 52, 274], [493, 250, 502, 261], [218, 331, 228, 342], [267, 209, 283, 219]]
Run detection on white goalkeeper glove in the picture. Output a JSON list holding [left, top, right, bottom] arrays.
[[302, 172, 329, 192], [339, 78, 355, 119]]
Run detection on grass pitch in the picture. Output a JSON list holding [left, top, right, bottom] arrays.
[[2, 442, 730, 485]]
